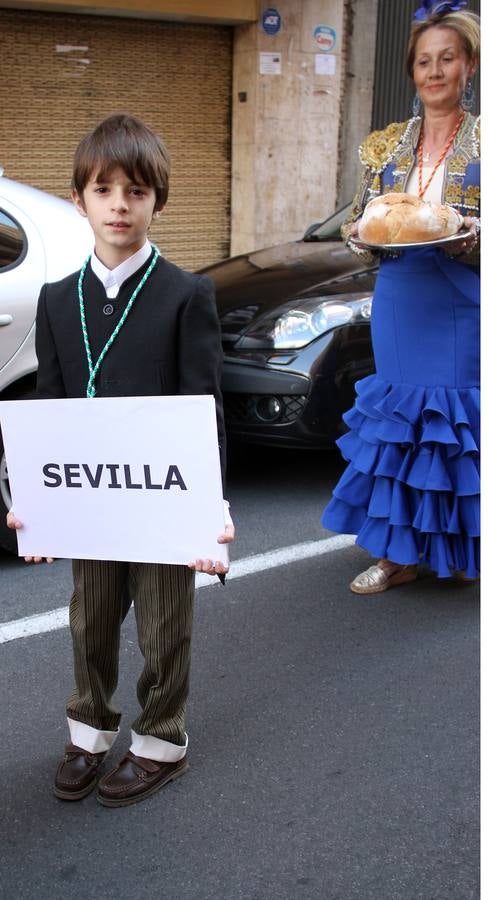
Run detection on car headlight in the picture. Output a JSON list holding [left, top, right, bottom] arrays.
[[237, 295, 372, 350]]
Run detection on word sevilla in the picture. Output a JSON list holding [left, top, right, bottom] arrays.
[[42, 463, 187, 491]]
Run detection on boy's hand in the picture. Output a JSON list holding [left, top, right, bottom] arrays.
[[188, 522, 235, 577], [6, 510, 55, 564]]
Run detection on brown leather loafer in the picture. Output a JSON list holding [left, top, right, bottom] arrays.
[[96, 751, 188, 808], [54, 743, 107, 801]]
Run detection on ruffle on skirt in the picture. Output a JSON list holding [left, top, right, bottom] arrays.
[[322, 374, 480, 578]]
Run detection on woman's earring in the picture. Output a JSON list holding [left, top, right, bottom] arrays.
[[461, 80, 474, 111], [412, 92, 421, 117]]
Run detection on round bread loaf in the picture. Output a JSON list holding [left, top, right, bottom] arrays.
[[358, 192, 464, 245]]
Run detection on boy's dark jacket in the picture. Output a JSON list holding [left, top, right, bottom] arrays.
[[35, 255, 226, 485]]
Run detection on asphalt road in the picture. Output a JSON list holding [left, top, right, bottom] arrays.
[[0, 445, 479, 900]]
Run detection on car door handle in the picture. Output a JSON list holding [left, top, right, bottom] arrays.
[[0, 315, 13, 326]]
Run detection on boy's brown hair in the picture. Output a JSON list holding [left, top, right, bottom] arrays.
[[72, 113, 171, 210]]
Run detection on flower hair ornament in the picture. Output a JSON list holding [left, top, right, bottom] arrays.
[[414, 0, 468, 20]]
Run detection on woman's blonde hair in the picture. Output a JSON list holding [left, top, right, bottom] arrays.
[[406, 10, 480, 78]]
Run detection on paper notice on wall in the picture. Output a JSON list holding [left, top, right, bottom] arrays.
[[315, 54, 336, 75], [259, 52, 281, 75]]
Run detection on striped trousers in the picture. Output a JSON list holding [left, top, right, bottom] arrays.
[[67, 559, 195, 747]]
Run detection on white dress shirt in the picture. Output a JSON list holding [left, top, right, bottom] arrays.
[[90, 240, 153, 298]]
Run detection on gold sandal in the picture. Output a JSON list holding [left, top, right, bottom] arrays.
[[350, 563, 418, 595]]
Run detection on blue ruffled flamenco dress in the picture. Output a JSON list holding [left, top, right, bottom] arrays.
[[322, 247, 480, 578]]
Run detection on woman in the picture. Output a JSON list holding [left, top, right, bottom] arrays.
[[322, 0, 480, 593]]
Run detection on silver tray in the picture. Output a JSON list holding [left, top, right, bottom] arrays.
[[350, 229, 471, 251]]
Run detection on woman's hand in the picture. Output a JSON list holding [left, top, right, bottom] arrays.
[[460, 216, 479, 251], [442, 216, 480, 257], [188, 522, 235, 577], [6, 510, 55, 564], [349, 220, 369, 250]]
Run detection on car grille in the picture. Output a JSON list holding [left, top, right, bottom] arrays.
[[224, 393, 307, 425]]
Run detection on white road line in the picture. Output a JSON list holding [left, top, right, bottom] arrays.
[[0, 534, 356, 645]]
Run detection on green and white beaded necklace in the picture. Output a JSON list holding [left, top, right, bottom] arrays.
[[78, 245, 159, 398]]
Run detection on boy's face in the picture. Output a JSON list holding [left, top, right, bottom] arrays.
[[72, 166, 158, 268]]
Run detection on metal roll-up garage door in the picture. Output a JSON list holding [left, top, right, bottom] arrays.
[[0, 9, 232, 270]]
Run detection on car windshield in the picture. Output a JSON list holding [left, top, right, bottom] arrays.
[[303, 203, 351, 241]]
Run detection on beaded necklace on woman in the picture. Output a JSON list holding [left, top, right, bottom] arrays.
[[417, 110, 464, 200], [77, 245, 160, 398]]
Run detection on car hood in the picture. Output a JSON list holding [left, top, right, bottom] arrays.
[[200, 238, 374, 341]]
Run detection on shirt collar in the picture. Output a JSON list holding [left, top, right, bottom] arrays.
[[90, 241, 153, 298]]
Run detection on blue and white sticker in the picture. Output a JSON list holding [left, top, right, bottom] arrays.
[[262, 7, 282, 35], [313, 25, 336, 51]]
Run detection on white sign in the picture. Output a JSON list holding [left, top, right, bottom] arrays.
[[0, 395, 227, 566], [315, 53, 336, 75], [259, 52, 282, 75]]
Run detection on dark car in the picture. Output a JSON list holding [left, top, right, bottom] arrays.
[[200, 205, 378, 449]]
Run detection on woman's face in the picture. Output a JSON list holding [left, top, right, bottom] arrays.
[[413, 26, 476, 113]]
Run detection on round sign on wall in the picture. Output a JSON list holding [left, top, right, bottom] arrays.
[[262, 7, 282, 35], [313, 25, 336, 51]]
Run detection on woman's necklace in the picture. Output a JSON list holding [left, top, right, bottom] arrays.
[[418, 112, 464, 200], [78, 245, 160, 398]]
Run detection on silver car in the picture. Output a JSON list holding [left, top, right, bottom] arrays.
[[0, 171, 93, 551]]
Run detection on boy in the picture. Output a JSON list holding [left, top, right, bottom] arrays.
[[7, 114, 234, 808]]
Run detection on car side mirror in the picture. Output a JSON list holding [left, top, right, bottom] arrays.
[[302, 222, 322, 239]]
